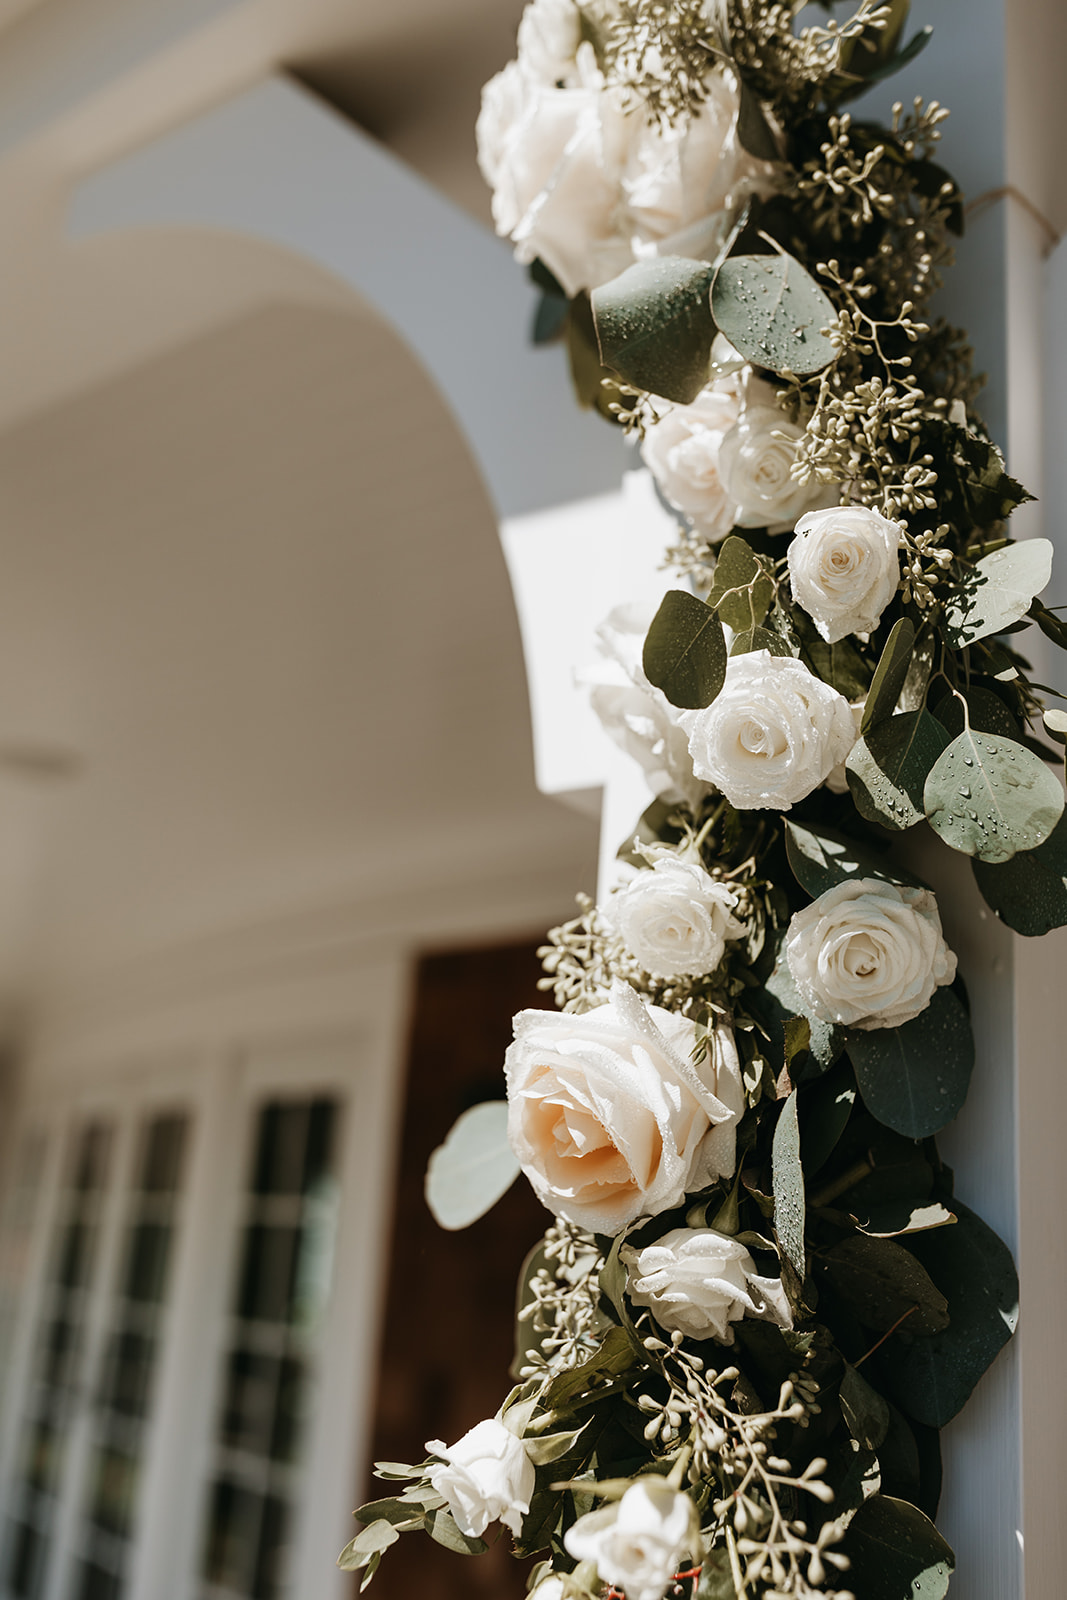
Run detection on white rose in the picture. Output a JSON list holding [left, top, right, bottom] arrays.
[[425, 1417, 535, 1538], [719, 405, 833, 530], [584, 602, 708, 812], [477, 54, 770, 296], [516, 0, 583, 84], [824, 699, 865, 794], [610, 857, 744, 977], [640, 382, 741, 539], [564, 1481, 695, 1600], [623, 1226, 792, 1342], [505, 982, 745, 1234], [788, 505, 903, 642], [679, 650, 856, 810], [784, 877, 958, 1030], [476, 51, 634, 298]]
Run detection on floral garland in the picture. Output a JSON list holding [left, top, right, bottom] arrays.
[[341, 2, 1067, 1596]]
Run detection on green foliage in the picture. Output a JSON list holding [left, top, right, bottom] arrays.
[[424, 1101, 519, 1230], [784, 817, 918, 898], [846, 986, 974, 1139], [642, 590, 727, 709], [838, 1494, 954, 1599], [839, 1361, 890, 1450], [943, 537, 1053, 647], [847, 709, 951, 830], [923, 728, 1065, 861], [925, 420, 1035, 531], [862, 618, 916, 734], [592, 256, 716, 403], [971, 812, 1067, 935], [877, 1202, 1019, 1428], [771, 1089, 805, 1277], [705, 535, 775, 631], [710, 251, 838, 375], [822, 1235, 949, 1336]]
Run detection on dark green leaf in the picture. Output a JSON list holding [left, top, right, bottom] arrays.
[[705, 536, 774, 632], [877, 1201, 1018, 1428], [926, 419, 1034, 528], [795, 611, 871, 699], [540, 1325, 637, 1412], [784, 818, 920, 898], [694, 1549, 737, 1600], [532, 292, 568, 345], [847, 985, 974, 1140], [710, 252, 837, 376], [592, 256, 715, 403], [729, 624, 791, 657], [771, 1090, 805, 1277], [1030, 598, 1067, 650], [943, 538, 1053, 647], [799, 1063, 855, 1176], [566, 293, 624, 418], [736, 79, 781, 161], [838, 1494, 954, 1599], [898, 627, 936, 711], [931, 686, 1019, 739], [839, 1361, 890, 1450], [764, 958, 845, 1072], [643, 590, 727, 710], [972, 810, 1067, 934], [862, 619, 915, 734], [923, 728, 1064, 861], [822, 1236, 949, 1335], [846, 709, 951, 829]]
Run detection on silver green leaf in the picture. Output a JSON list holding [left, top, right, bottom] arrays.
[[923, 728, 1064, 861], [424, 1101, 519, 1230], [846, 709, 951, 830], [942, 537, 1053, 647], [710, 252, 837, 375], [771, 1089, 805, 1278]]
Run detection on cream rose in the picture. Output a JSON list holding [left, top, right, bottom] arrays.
[[784, 877, 958, 1030], [477, 48, 769, 296], [564, 1481, 696, 1600], [788, 505, 903, 642], [719, 405, 832, 529], [584, 603, 708, 812], [623, 1227, 792, 1342], [610, 857, 744, 978], [425, 1417, 535, 1538], [640, 382, 741, 539], [505, 983, 744, 1234], [679, 651, 856, 810]]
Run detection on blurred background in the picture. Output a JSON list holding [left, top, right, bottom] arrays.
[[0, 0, 1063, 1598]]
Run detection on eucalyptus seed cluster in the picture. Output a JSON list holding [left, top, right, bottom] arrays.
[[517, 1222, 607, 1380], [640, 1333, 854, 1599], [725, 0, 890, 110], [599, 0, 723, 127]]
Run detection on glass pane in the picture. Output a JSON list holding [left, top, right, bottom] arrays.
[[69, 1111, 190, 1598], [3, 1119, 115, 1600], [200, 1095, 341, 1599]]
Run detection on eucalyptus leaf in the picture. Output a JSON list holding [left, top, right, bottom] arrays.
[[853, 1199, 956, 1238], [923, 728, 1064, 861], [784, 818, 919, 898], [764, 957, 845, 1073], [838, 1494, 954, 1599], [862, 619, 915, 733], [592, 256, 716, 403], [971, 811, 1067, 934], [694, 1550, 738, 1600], [800, 1063, 856, 1176], [566, 292, 624, 419], [876, 1201, 1018, 1428], [424, 1101, 520, 1230], [426, 1509, 488, 1556], [729, 624, 791, 657], [338, 1520, 400, 1575], [706, 535, 774, 632], [840, 1362, 891, 1451], [846, 709, 951, 830], [771, 1090, 805, 1278], [643, 590, 727, 709], [822, 1236, 949, 1335], [1030, 598, 1067, 650], [795, 615, 871, 700], [943, 538, 1053, 647], [847, 985, 974, 1140], [711, 252, 838, 375], [737, 79, 781, 160]]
